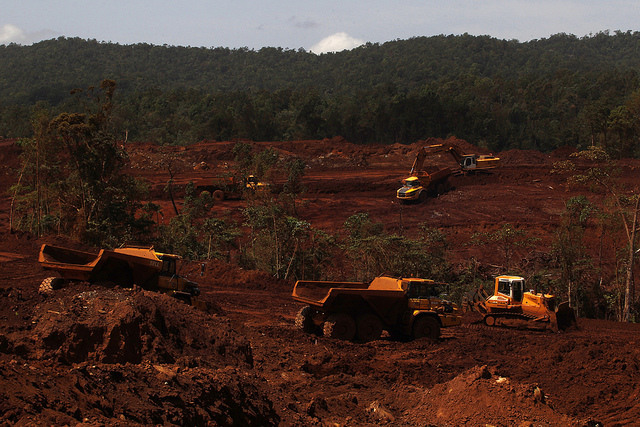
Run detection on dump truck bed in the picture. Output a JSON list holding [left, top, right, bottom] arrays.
[[415, 167, 452, 184], [292, 280, 405, 309], [38, 244, 163, 285]]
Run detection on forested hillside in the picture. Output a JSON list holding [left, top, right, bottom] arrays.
[[1, 32, 640, 154]]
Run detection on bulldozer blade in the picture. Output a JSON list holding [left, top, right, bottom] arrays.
[[555, 302, 578, 331], [461, 287, 489, 313]]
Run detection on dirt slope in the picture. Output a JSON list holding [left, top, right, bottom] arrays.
[[1, 137, 639, 425]]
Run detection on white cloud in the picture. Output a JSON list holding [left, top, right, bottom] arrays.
[[0, 24, 27, 44], [310, 32, 364, 54], [0, 24, 58, 45]]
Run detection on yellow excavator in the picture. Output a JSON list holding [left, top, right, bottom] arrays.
[[424, 143, 500, 172], [396, 143, 500, 203], [463, 275, 577, 332]]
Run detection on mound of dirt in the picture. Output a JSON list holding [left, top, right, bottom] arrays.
[[25, 284, 244, 366], [0, 356, 279, 426], [407, 365, 585, 426], [0, 283, 279, 425]]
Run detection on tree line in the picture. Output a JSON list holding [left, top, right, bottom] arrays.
[[1, 32, 640, 155]]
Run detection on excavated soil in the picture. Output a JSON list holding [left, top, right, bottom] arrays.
[[1, 136, 640, 426]]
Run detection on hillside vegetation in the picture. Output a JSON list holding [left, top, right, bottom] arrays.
[[1, 32, 640, 154]]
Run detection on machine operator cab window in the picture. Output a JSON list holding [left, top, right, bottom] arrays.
[[403, 178, 420, 188], [158, 256, 177, 277], [406, 281, 440, 299], [462, 156, 477, 169], [497, 277, 524, 302]]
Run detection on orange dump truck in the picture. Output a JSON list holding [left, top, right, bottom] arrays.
[[292, 275, 461, 342], [38, 244, 201, 305]]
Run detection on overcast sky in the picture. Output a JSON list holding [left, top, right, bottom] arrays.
[[2, 1, 639, 54]]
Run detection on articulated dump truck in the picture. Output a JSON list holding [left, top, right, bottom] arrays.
[[292, 276, 461, 342], [38, 244, 202, 307]]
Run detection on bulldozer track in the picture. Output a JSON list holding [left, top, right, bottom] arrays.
[[461, 322, 497, 332]]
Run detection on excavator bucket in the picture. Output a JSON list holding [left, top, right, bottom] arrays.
[[555, 302, 578, 331]]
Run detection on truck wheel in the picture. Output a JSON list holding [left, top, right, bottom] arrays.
[[39, 277, 65, 295], [412, 316, 440, 341], [418, 190, 427, 203], [323, 313, 356, 341], [295, 306, 319, 334], [212, 190, 225, 201], [356, 313, 383, 342]]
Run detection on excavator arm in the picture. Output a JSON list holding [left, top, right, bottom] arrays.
[[410, 144, 448, 175]]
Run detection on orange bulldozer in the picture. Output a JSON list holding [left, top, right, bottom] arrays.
[[462, 275, 577, 332]]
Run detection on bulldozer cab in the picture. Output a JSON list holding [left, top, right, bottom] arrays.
[[496, 276, 525, 303]]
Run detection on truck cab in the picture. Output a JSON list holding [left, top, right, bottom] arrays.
[[154, 253, 201, 304], [403, 279, 459, 327], [396, 176, 424, 202]]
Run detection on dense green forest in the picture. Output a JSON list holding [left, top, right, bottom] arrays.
[[1, 32, 640, 155]]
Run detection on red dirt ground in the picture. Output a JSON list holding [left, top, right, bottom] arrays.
[[1, 136, 639, 426]]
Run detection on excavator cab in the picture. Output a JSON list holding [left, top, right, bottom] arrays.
[[461, 155, 477, 170]]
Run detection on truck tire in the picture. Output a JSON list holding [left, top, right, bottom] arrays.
[[212, 190, 225, 201], [323, 313, 356, 341], [39, 277, 65, 295], [356, 313, 383, 342], [295, 306, 319, 334], [412, 316, 440, 341]]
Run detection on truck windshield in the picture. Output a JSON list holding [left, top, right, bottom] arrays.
[[160, 257, 176, 276], [406, 282, 439, 298], [404, 180, 419, 188]]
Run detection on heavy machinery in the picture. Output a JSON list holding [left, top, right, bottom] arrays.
[[396, 143, 500, 202], [444, 144, 500, 172], [396, 167, 452, 203], [292, 275, 462, 342], [38, 244, 202, 306], [421, 143, 500, 172], [195, 174, 268, 201], [463, 275, 577, 331]]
